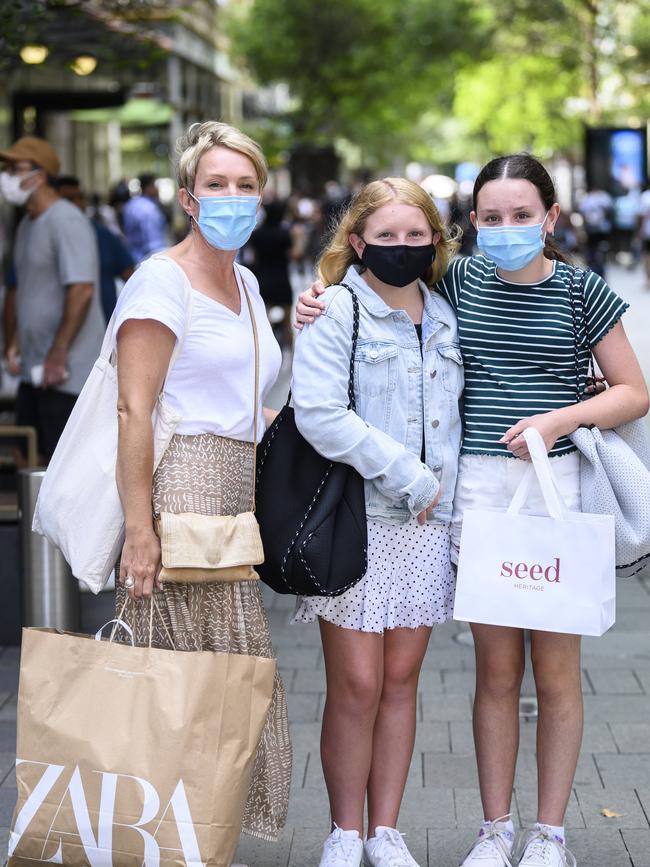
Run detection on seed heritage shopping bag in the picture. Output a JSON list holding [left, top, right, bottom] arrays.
[[454, 428, 616, 637], [8, 612, 276, 866]]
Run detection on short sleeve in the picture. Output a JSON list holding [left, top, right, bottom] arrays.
[[53, 207, 98, 286], [583, 270, 629, 347], [433, 256, 470, 310], [112, 257, 188, 349]]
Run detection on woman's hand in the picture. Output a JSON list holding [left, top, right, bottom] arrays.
[[295, 280, 326, 330], [499, 412, 566, 459], [119, 526, 162, 599], [417, 486, 442, 525]]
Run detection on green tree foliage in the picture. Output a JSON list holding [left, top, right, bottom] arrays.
[[230, 0, 650, 167], [228, 0, 489, 165], [454, 0, 650, 157]]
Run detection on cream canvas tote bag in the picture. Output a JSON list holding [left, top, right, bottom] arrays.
[[32, 255, 193, 593]]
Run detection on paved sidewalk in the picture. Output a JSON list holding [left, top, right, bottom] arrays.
[[0, 264, 648, 866]]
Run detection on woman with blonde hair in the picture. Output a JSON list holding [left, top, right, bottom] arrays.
[[291, 178, 464, 866], [112, 121, 291, 848]]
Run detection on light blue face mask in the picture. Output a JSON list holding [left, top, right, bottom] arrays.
[[188, 192, 258, 250], [477, 213, 549, 272]]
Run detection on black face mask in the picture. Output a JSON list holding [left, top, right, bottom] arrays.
[[360, 242, 436, 288]]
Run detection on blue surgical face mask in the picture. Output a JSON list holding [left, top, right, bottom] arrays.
[[477, 213, 549, 272], [188, 191, 258, 250]]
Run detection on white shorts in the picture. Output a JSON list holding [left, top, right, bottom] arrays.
[[450, 451, 581, 565]]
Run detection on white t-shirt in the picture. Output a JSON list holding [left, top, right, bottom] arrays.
[[112, 255, 282, 440]]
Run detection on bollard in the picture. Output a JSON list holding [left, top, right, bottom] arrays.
[[18, 469, 80, 631]]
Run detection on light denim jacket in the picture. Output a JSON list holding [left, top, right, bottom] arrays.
[[291, 264, 464, 525]]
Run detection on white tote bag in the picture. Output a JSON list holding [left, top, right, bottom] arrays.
[[32, 258, 193, 594], [453, 428, 616, 637]]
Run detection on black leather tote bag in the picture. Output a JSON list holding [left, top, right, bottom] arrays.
[[255, 284, 368, 596]]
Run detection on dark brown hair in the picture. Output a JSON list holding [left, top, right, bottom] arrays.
[[473, 154, 571, 264]]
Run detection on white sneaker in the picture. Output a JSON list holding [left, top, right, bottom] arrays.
[[319, 825, 364, 867], [517, 827, 576, 867], [364, 826, 420, 866], [460, 817, 515, 867]]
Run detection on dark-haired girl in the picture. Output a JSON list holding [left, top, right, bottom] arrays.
[[296, 154, 649, 867]]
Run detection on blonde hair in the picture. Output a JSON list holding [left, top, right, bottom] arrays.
[[319, 178, 458, 287], [175, 121, 268, 193]]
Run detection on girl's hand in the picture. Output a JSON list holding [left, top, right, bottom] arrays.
[[499, 413, 565, 460], [417, 486, 442, 525], [119, 527, 162, 599], [295, 280, 326, 330]]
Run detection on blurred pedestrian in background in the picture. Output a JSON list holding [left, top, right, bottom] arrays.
[[56, 176, 134, 321], [0, 136, 104, 462], [578, 185, 613, 277], [121, 172, 168, 264], [637, 182, 650, 288], [249, 198, 298, 348]]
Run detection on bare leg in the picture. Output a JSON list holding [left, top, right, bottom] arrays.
[[319, 618, 384, 834], [471, 624, 526, 819], [366, 626, 432, 836], [531, 631, 583, 826]]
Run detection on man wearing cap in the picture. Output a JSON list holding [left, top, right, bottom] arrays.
[[0, 135, 104, 461]]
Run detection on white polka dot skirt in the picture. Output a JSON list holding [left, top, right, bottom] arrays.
[[291, 518, 456, 633]]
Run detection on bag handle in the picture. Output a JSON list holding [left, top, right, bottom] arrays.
[[100, 595, 176, 649], [240, 271, 260, 511], [567, 266, 596, 404], [507, 428, 569, 520]]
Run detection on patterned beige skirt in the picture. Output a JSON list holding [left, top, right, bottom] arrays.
[[115, 433, 292, 842]]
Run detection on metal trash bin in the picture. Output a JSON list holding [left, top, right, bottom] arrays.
[[18, 468, 80, 631]]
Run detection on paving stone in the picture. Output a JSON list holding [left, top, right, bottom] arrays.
[[587, 669, 644, 695], [286, 693, 321, 724], [424, 753, 478, 789], [0, 698, 16, 723], [564, 828, 633, 867], [285, 786, 331, 828], [416, 671, 444, 694], [574, 786, 649, 829], [610, 723, 650, 753], [0, 723, 16, 754], [398, 787, 455, 829], [514, 787, 585, 829], [234, 827, 293, 866], [291, 668, 326, 693], [275, 646, 321, 671], [413, 722, 451, 754], [621, 830, 650, 867], [427, 829, 474, 867], [583, 695, 650, 723], [453, 787, 501, 829], [421, 693, 472, 722], [0, 788, 15, 835], [581, 633, 650, 664], [635, 670, 650, 694], [595, 755, 650, 787]]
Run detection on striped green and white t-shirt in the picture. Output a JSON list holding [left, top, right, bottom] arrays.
[[434, 256, 629, 457]]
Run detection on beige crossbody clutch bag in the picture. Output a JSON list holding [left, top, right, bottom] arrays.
[[156, 276, 264, 584]]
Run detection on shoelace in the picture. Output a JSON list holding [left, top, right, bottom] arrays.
[[517, 828, 577, 867], [325, 825, 361, 865], [371, 828, 414, 866], [460, 814, 514, 867]]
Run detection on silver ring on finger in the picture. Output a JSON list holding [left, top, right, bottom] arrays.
[[124, 575, 135, 589]]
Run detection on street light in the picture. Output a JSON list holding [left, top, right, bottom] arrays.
[[71, 55, 97, 76], [20, 45, 49, 65]]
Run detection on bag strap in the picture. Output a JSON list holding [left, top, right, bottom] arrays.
[[567, 266, 595, 404], [240, 270, 260, 511], [283, 281, 360, 411], [507, 428, 569, 520], [340, 283, 361, 412]]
